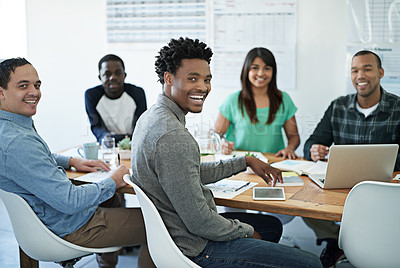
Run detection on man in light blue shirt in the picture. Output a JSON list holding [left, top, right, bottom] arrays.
[[0, 58, 154, 268]]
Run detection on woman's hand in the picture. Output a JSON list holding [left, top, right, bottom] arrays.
[[275, 147, 298, 159], [221, 141, 235, 155]]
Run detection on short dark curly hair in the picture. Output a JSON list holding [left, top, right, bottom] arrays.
[[0, 58, 31, 89], [155, 37, 213, 84]]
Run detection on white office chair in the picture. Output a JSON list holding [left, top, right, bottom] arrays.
[[338, 181, 400, 268], [123, 175, 200, 268], [0, 188, 121, 267]]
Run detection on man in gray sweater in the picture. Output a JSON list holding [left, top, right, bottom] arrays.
[[131, 37, 322, 267]]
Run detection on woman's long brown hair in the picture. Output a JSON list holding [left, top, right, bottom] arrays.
[[238, 47, 283, 124]]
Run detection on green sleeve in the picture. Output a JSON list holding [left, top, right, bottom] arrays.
[[218, 91, 241, 122], [281, 91, 297, 120]]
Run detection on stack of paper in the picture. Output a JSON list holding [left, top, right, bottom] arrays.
[[275, 172, 304, 186]]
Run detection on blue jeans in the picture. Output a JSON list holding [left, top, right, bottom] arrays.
[[220, 212, 282, 242], [190, 238, 322, 267], [190, 212, 322, 267]]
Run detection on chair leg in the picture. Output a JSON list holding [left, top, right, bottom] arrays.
[[19, 247, 39, 268]]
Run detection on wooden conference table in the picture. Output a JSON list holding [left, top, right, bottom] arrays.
[[66, 153, 400, 222], [20, 152, 399, 268]]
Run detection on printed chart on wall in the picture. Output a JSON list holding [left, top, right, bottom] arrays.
[[105, 0, 297, 91], [347, 0, 400, 97], [211, 0, 297, 91], [106, 0, 208, 46]]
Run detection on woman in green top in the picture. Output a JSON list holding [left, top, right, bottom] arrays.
[[214, 47, 300, 159]]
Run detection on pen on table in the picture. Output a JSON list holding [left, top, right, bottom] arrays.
[[117, 153, 120, 166], [235, 181, 251, 192]]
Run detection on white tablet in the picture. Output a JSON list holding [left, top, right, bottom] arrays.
[[253, 187, 286, 200]]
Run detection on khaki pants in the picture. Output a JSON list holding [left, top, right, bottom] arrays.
[[63, 194, 155, 268]]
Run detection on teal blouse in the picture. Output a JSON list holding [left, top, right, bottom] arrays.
[[219, 90, 297, 153]]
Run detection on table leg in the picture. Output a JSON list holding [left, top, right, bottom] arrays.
[[19, 247, 38, 268]]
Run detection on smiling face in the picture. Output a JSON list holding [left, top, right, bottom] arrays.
[[351, 53, 384, 101], [0, 64, 41, 117], [163, 59, 212, 114], [99, 60, 126, 98], [248, 57, 273, 91]]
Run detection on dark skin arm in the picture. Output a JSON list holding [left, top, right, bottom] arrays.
[[245, 156, 282, 238]]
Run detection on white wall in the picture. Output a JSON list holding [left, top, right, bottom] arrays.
[[25, 0, 348, 154], [0, 0, 27, 58]]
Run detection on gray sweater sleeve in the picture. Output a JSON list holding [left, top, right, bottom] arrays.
[[199, 158, 247, 185], [154, 130, 254, 241]]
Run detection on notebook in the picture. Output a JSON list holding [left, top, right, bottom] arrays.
[[308, 144, 399, 189]]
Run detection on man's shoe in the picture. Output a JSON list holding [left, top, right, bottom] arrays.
[[318, 238, 345, 268]]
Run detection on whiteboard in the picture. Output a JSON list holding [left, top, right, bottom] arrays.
[[347, 0, 400, 96]]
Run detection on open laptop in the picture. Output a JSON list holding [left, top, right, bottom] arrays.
[[308, 144, 399, 189]]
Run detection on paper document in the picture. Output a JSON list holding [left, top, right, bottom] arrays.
[[275, 172, 304, 186], [307, 161, 328, 175], [206, 179, 257, 199], [74, 170, 110, 183], [74, 168, 133, 183], [271, 160, 327, 175], [282, 172, 298, 177]]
